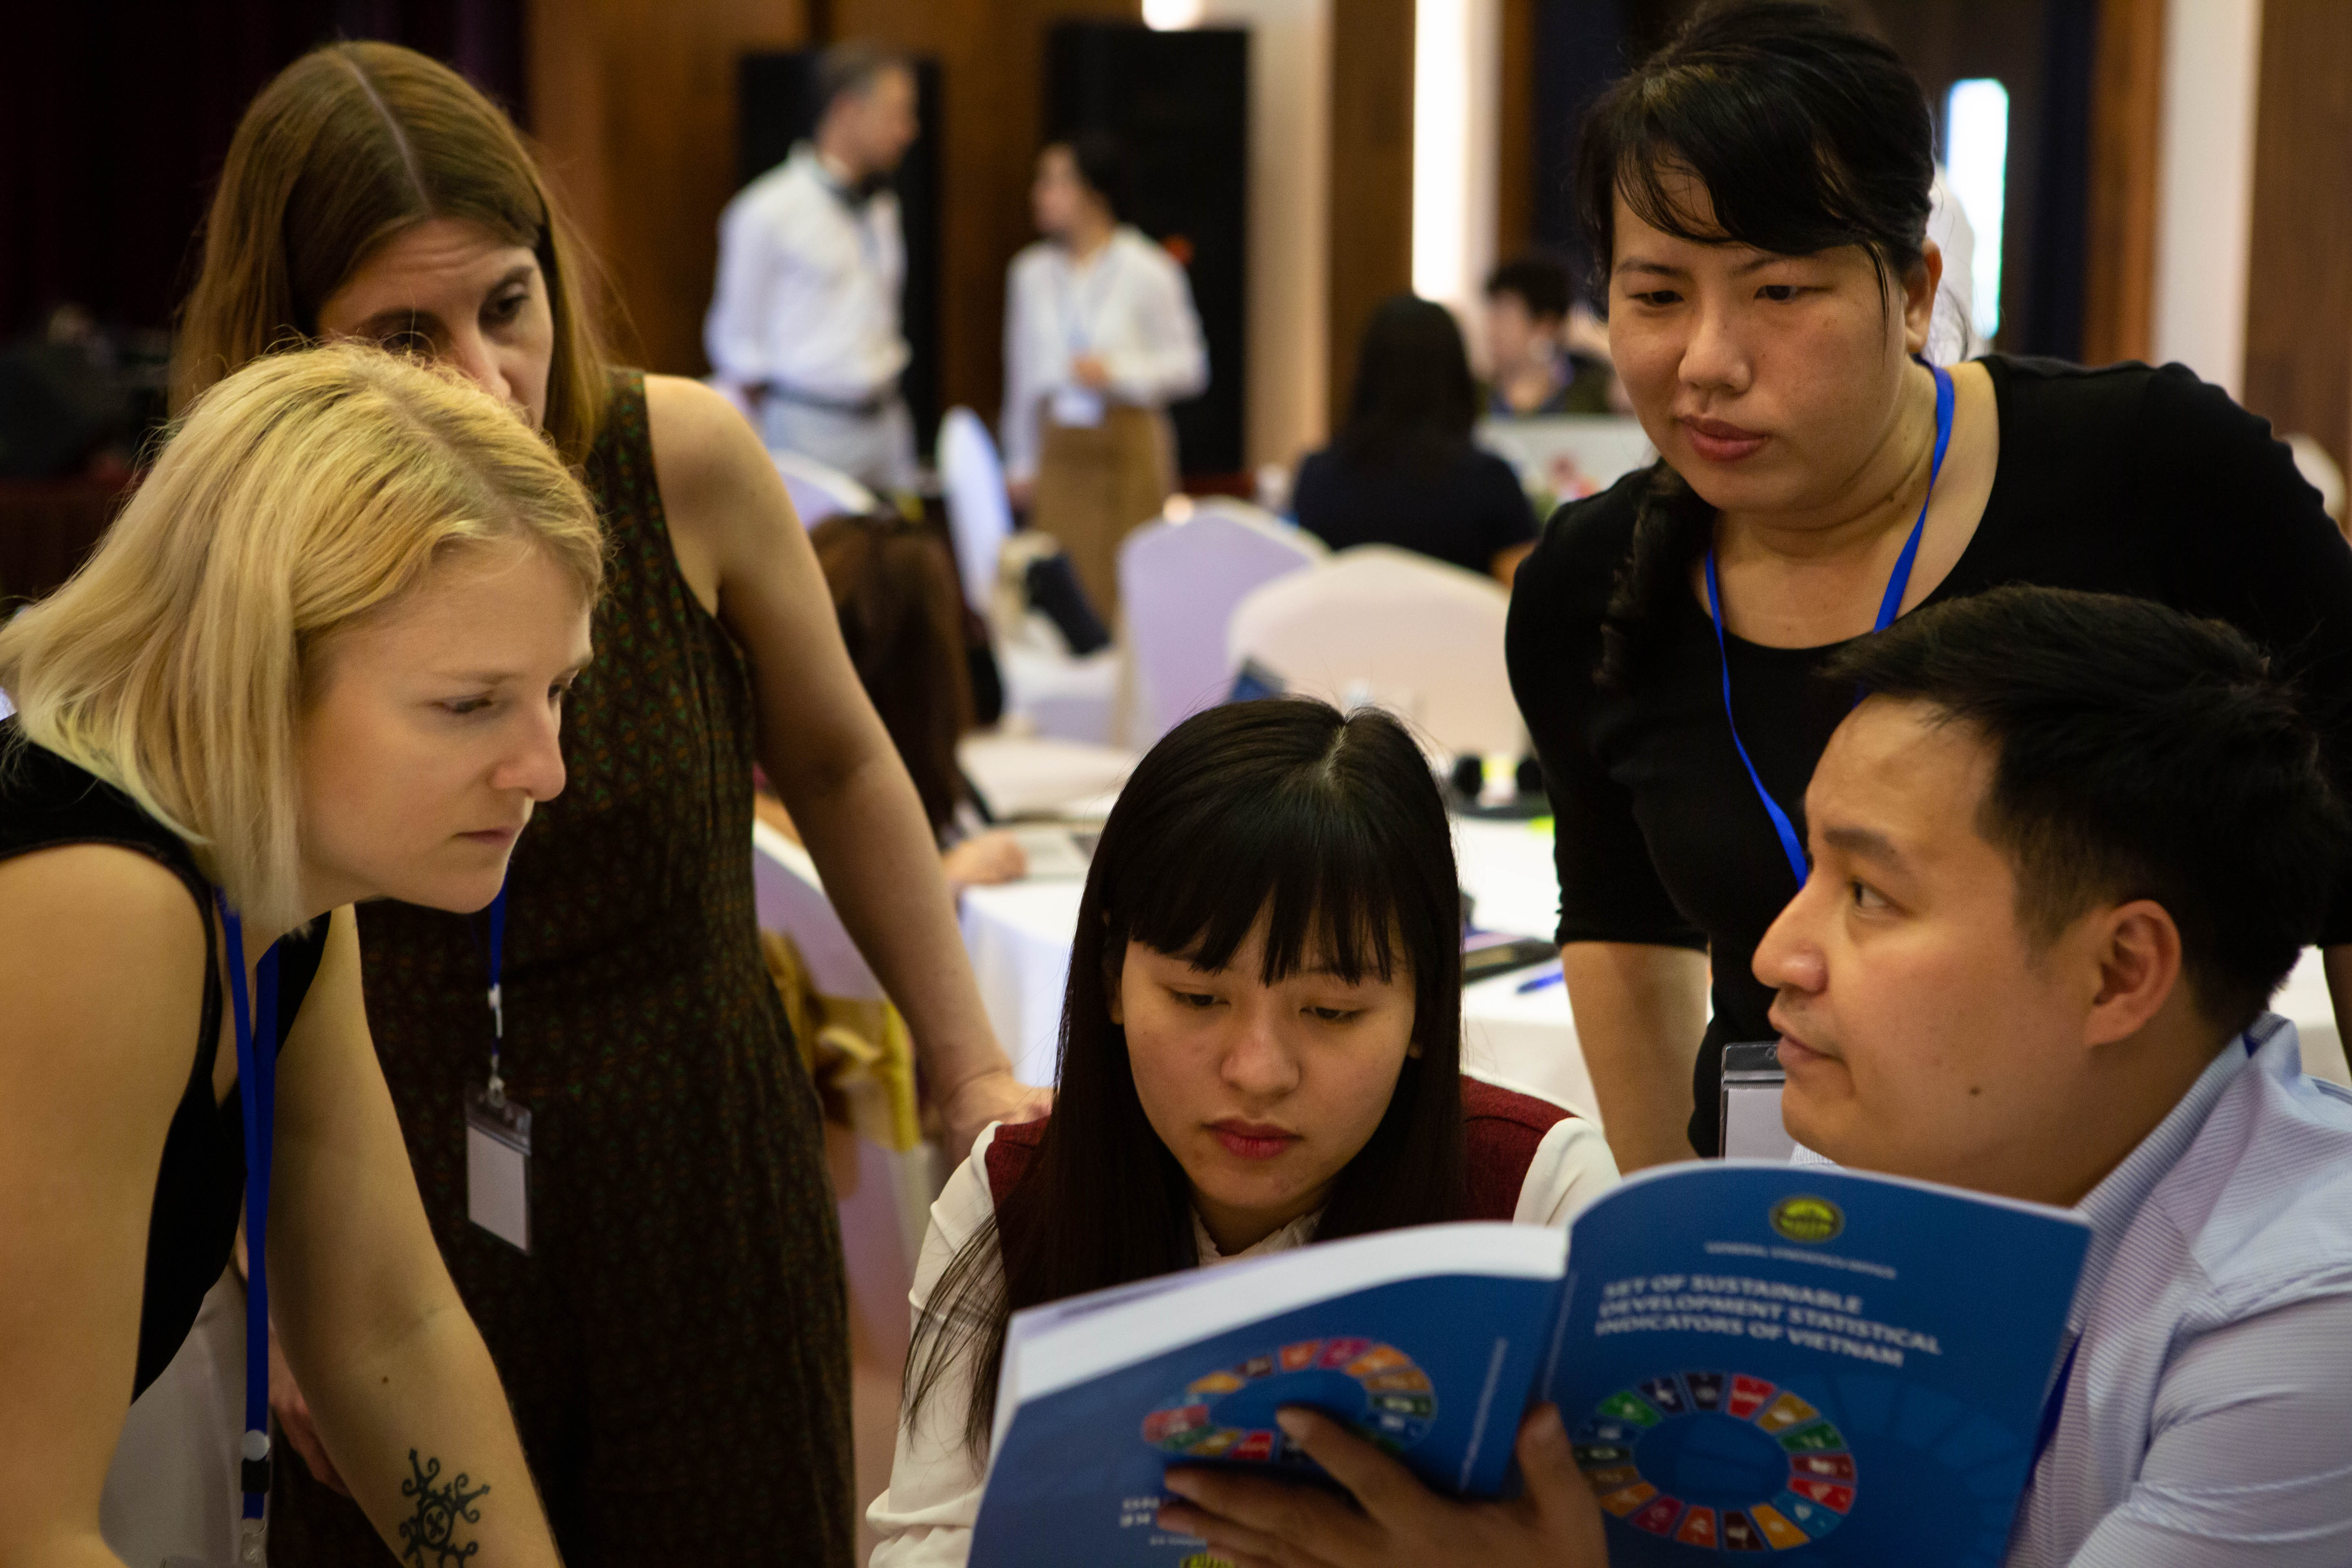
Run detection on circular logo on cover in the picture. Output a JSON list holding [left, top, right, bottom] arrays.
[[1141, 1338, 1437, 1464], [1769, 1196, 1844, 1245], [1574, 1371, 1858, 1552]]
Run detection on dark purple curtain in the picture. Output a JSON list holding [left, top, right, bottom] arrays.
[[0, 0, 524, 339]]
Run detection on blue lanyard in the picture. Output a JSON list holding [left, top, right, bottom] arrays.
[[1704, 363, 1956, 886], [486, 884, 508, 1096], [2030, 1333, 2080, 1473], [215, 893, 281, 1523]]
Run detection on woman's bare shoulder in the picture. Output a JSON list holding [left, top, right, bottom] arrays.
[[641, 373, 779, 512], [0, 844, 208, 1112], [640, 373, 802, 604]]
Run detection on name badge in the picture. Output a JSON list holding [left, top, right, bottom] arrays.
[[465, 1082, 533, 1253], [1051, 385, 1105, 428]]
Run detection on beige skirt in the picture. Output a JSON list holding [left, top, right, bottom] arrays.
[[1030, 401, 1177, 621]]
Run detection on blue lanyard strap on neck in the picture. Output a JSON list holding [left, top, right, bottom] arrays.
[[216, 893, 280, 1519], [485, 884, 508, 1095], [1706, 361, 1956, 887]]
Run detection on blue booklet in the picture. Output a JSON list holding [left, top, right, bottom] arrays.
[[968, 1165, 2088, 1567], [970, 1223, 1569, 1566], [1549, 1164, 2088, 1564]]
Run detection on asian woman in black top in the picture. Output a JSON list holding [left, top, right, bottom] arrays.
[[1295, 295, 1539, 584], [0, 345, 587, 1564], [1505, 1, 2352, 1169]]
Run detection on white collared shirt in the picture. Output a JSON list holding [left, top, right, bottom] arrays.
[[866, 1074, 1618, 1568], [2005, 1015, 2352, 1566], [999, 226, 1208, 482], [705, 143, 909, 403]]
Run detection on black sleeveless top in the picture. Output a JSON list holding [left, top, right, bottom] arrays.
[[0, 720, 326, 1399]]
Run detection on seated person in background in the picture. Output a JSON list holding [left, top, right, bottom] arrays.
[[1162, 587, 2352, 1568], [1481, 256, 1617, 418], [865, 697, 1620, 1566], [757, 511, 1027, 897], [1294, 296, 1540, 584]]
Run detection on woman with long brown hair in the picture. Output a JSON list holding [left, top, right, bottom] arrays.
[[806, 511, 1026, 895], [174, 42, 1040, 1565]]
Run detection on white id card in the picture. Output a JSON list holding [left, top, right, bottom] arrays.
[[465, 1083, 533, 1253], [1051, 385, 1105, 428], [1719, 1040, 1797, 1161]]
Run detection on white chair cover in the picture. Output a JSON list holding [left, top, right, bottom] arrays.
[[1119, 499, 1325, 744], [995, 644, 1123, 746], [1227, 544, 1527, 759], [771, 448, 879, 527], [751, 821, 882, 1000], [745, 824, 935, 1354], [937, 406, 1015, 615]]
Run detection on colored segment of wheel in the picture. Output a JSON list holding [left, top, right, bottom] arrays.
[[1142, 1338, 1439, 1462], [1574, 1371, 1857, 1552]]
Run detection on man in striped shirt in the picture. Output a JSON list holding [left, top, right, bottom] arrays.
[[1163, 586, 2352, 1567]]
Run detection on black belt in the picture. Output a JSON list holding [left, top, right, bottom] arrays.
[[763, 381, 900, 419]]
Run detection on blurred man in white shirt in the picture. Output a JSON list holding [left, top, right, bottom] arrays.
[[706, 42, 919, 494]]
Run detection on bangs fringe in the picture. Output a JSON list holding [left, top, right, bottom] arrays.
[[1118, 762, 1412, 989]]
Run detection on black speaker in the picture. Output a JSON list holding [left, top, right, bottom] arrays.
[[1045, 22, 1249, 480], [735, 52, 944, 453]]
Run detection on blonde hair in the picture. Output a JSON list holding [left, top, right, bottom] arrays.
[[174, 40, 612, 463], [0, 343, 604, 933]]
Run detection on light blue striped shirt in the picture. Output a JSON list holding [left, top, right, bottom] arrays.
[[2006, 1013, 2352, 1566]]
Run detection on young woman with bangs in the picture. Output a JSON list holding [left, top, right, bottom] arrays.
[[866, 698, 1619, 1568], [176, 43, 1037, 1561], [1504, 0, 2352, 1175], [0, 344, 595, 1567]]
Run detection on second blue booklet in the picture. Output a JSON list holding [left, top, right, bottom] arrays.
[[1548, 1163, 2089, 1564]]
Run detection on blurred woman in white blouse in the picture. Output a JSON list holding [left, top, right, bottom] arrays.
[[1002, 130, 1208, 616]]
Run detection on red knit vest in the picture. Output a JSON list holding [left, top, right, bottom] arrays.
[[983, 1076, 1574, 1221]]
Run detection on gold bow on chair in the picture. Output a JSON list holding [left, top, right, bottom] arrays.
[[760, 929, 922, 1153]]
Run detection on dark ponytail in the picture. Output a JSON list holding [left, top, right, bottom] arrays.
[[1576, 0, 1936, 689], [1597, 465, 1715, 690]]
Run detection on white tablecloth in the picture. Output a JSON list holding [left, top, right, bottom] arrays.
[[957, 813, 2352, 1120]]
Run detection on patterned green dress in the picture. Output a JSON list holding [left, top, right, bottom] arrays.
[[270, 372, 853, 1566]]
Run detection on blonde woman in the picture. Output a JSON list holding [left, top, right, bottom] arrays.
[[0, 343, 595, 1567], [176, 42, 1039, 1564]]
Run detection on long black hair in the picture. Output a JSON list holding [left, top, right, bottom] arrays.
[[1337, 294, 1482, 478], [1576, 1, 1936, 690], [1048, 127, 1128, 222], [905, 698, 1468, 1452]]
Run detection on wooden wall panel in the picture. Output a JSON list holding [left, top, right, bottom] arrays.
[[526, 0, 811, 375], [1327, 0, 1416, 429], [1496, 0, 1534, 266], [2079, 0, 2163, 365], [2243, 0, 2352, 473]]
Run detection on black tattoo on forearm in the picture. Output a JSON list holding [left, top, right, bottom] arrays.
[[398, 1450, 490, 1567]]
